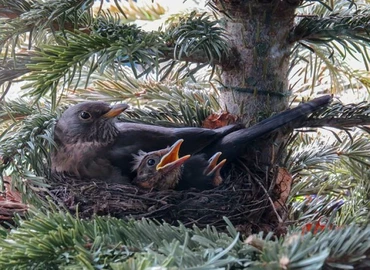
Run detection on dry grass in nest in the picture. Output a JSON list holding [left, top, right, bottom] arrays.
[[45, 168, 289, 235]]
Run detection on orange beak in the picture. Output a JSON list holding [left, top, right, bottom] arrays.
[[103, 103, 129, 118], [206, 158, 226, 177], [204, 152, 222, 175], [156, 139, 191, 172], [205, 152, 226, 187]]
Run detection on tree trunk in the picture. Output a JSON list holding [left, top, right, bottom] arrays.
[[217, 0, 298, 123], [215, 0, 299, 167]]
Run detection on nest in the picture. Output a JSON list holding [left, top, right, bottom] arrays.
[[0, 176, 28, 227], [45, 167, 290, 235]]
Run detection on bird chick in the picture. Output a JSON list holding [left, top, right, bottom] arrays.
[[132, 139, 190, 190], [132, 139, 226, 190], [176, 152, 226, 190], [177, 152, 226, 190]]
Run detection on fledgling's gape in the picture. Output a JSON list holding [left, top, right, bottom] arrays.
[[131, 139, 226, 191]]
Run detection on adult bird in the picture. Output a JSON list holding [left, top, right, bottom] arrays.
[[51, 102, 131, 183], [51, 95, 332, 182], [132, 139, 226, 190], [51, 101, 241, 182]]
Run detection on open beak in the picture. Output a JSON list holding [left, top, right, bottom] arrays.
[[204, 152, 222, 175], [156, 139, 191, 172], [206, 154, 226, 187], [206, 158, 226, 177], [103, 103, 129, 118]]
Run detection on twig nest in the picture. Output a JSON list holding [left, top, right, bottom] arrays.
[[45, 170, 288, 234]]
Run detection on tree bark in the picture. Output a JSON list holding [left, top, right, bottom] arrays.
[[213, 0, 300, 171], [215, 0, 299, 124]]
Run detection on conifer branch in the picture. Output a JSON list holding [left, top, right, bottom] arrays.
[[0, 212, 248, 269], [302, 100, 370, 129], [290, 8, 370, 64], [0, 210, 370, 268]]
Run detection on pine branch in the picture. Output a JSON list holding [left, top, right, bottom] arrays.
[[0, 0, 31, 18], [0, 68, 29, 88], [289, 43, 368, 97], [18, 10, 235, 100], [93, 1, 166, 21], [290, 6, 370, 66], [0, 100, 61, 207], [0, 0, 94, 39], [94, 11, 233, 67], [286, 129, 370, 225], [0, 212, 248, 269], [289, 194, 345, 223], [1, 209, 370, 268], [290, 8, 370, 44], [0, 99, 57, 180], [287, 3, 370, 96], [250, 225, 370, 269], [24, 27, 163, 99], [163, 11, 231, 64], [0, 51, 33, 89], [0, 99, 34, 123], [0, 0, 95, 94], [285, 134, 339, 175], [300, 100, 370, 129], [0, 7, 236, 101]]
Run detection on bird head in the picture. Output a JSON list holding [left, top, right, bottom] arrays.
[[132, 139, 191, 190], [54, 101, 129, 145]]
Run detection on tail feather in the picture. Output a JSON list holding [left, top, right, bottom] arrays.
[[203, 95, 332, 159]]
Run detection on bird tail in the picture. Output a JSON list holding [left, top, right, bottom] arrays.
[[203, 95, 332, 159]]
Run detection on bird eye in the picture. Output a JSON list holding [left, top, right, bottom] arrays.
[[147, 159, 156, 166], [79, 111, 91, 120]]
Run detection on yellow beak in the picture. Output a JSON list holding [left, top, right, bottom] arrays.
[[156, 139, 191, 171], [103, 103, 129, 118]]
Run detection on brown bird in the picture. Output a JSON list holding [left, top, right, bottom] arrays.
[[132, 139, 190, 190], [51, 96, 332, 182], [51, 101, 131, 183], [51, 101, 241, 182], [132, 139, 226, 190]]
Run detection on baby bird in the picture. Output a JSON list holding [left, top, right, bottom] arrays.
[[131, 139, 190, 190], [176, 152, 226, 190], [132, 139, 226, 190]]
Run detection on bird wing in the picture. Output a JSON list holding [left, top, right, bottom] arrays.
[[108, 122, 242, 180]]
